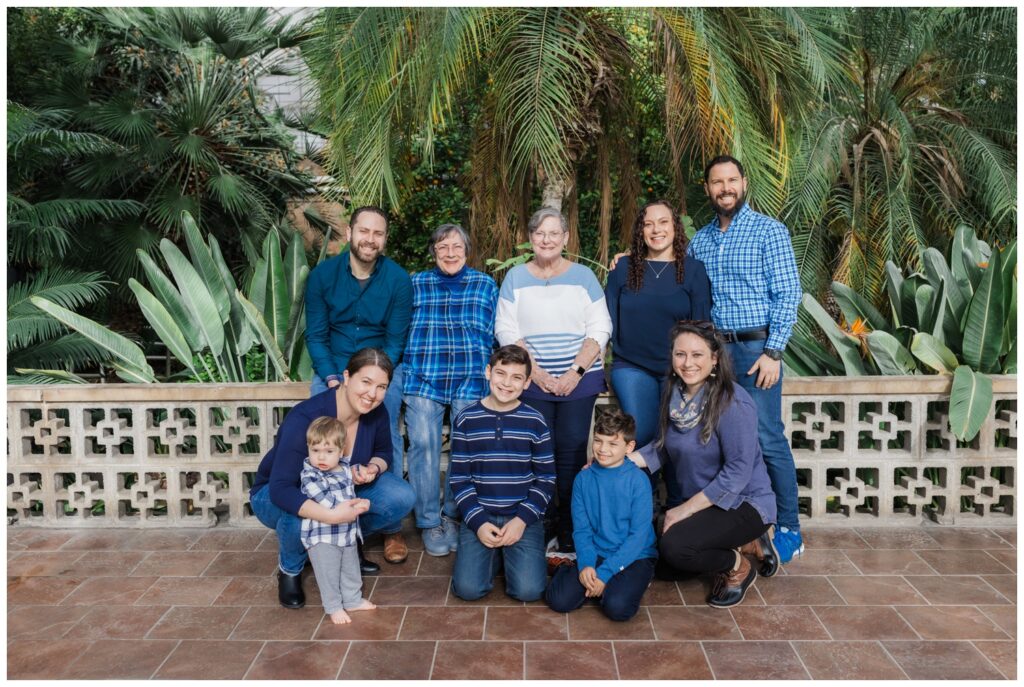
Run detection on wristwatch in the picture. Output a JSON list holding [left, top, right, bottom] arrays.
[[572, 364, 587, 377], [764, 348, 784, 361]]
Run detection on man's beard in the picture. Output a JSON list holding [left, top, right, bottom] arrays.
[[352, 242, 381, 263], [709, 191, 745, 218]]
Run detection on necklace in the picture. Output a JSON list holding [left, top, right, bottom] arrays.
[[647, 260, 671, 279]]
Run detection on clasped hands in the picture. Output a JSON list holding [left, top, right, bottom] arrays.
[[475, 516, 527, 548], [351, 462, 381, 485], [530, 368, 579, 397], [327, 497, 370, 524], [578, 566, 606, 597]]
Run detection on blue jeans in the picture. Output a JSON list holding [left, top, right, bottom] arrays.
[[545, 557, 656, 621], [251, 471, 415, 575], [527, 396, 598, 544], [726, 339, 800, 532], [451, 514, 547, 602], [311, 365, 406, 478], [403, 394, 474, 529], [610, 365, 682, 507]]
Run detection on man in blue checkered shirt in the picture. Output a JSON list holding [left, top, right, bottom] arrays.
[[687, 155, 804, 564]]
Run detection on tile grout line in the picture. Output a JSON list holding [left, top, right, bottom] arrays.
[[875, 640, 912, 680], [697, 641, 716, 680], [334, 638, 354, 679], [645, 606, 657, 641], [889, 606, 924, 640], [969, 639, 1012, 680], [974, 604, 1014, 640], [899, 574, 932, 605], [807, 606, 835, 641], [822, 575, 849, 605], [979, 549, 1015, 575], [395, 605, 409, 640], [727, 608, 744, 641], [224, 603, 251, 641], [976, 574, 1014, 604], [481, 606, 488, 640], [241, 640, 268, 680], [148, 638, 182, 678], [142, 605, 178, 640], [427, 639, 439, 680], [787, 639, 813, 679], [610, 640, 620, 680]]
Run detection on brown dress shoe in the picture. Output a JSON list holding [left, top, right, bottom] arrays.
[[738, 525, 780, 578], [383, 532, 409, 564], [707, 552, 756, 608]]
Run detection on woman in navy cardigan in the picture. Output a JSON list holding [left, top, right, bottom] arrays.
[[250, 348, 415, 609]]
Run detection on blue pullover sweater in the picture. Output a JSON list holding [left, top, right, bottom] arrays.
[[572, 459, 658, 583], [448, 401, 556, 533]]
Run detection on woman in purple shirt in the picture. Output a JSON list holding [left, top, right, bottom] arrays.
[[628, 321, 779, 608]]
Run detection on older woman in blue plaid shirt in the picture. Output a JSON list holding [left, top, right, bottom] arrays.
[[402, 223, 499, 557]]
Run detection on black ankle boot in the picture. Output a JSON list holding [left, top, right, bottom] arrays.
[[277, 570, 305, 609], [358, 541, 380, 575]]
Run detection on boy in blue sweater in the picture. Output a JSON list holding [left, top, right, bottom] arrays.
[[545, 408, 657, 621], [449, 345, 556, 602]]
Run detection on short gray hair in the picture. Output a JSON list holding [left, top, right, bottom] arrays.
[[526, 207, 568, 236], [430, 223, 472, 257]]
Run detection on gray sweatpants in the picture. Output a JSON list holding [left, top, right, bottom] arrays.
[[307, 542, 365, 613]]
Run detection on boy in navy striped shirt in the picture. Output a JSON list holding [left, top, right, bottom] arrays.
[[449, 345, 556, 601]]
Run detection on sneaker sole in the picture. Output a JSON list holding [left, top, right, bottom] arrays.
[[423, 547, 451, 557]]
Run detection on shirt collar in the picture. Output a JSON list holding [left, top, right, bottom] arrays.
[[342, 250, 382, 278], [711, 202, 751, 232]]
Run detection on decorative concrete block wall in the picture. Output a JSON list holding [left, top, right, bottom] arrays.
[[7, 377, 1015, 528]]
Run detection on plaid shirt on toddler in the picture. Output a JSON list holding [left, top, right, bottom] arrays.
[[299, 457, 361, 548]]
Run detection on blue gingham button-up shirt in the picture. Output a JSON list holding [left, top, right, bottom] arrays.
[[688, 203, 802, 351], [299, 458, 360, 548], [402, 266, 498, 403]]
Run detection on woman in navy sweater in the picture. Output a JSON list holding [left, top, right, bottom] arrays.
[[629, 321, 778, 608], [605, 201, 711, 508], [250, 348, 415, 609]]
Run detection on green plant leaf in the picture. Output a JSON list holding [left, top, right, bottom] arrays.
[[28, 296, 156, 381], [866, 330, 917, 375], [109, 360, 158, 384], [208, 235, 256, 357], [180, 211, 231, 324], [911, 332, 960, 374], [899, 275, 927, 330], [128, 278, 197, 377], [962, 248, 1003, 373], [914, 283, 937, 333], [948, 365, 993, 442], [921, 246, 967, 322], [831, 281, 888, 331], [950, 225, 976, 300], [800, 294, 867, 375], [136, 249, 203, 351], [884, 261, 904, 325], [1002, 339, 1016, 374], [999, 239, 1016, 322], [235, 289, 288, 380], [283, 228, 307, 303], [248, 258, 268, 314], [784, 331, 844, 376], [262, 228, 289, 350], [160, 239, 226, 357], [11, 368, 90, 384], [961, 248, 984, 292]]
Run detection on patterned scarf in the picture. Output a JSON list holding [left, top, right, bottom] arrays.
[[668, 383, 707, 434]]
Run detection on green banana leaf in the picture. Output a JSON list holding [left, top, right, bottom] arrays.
[[800, 294, 867, 375], [137, 249, 202, 351], [899, 275, 927, 329], [181, 212, 230, 324], [284, 229, 307, 304], [29, 296, 156, 382], [236, 289, 288, 380], [999, 239, 1016, 322], [962, 248, 984, 292], [948, 365, 993, 442], [911, 332, 960, 374], [962, 248, 1003, 373], [921, 246, 967, 321], [950, 224, 977, 298], [160, 239, 226, 357], [884, 261, 905, 326], [831, 281, 888, 331], [263, 228, 290, 350], [786, 331, 845, 376], [209, 235, 256, 357], [284, 264, 310, 367], [1003, 339, 1016, 374], [248, 258, 268, 315], [128, 278, 198, 377], [12, 368, 90, 384], [914, 283, 937, 333], [109, 360, 158, 384], [866, 330, 917, 375], [1002, 281, 1016, 358]]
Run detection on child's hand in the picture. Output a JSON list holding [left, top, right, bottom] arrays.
[[496, 517, 526, 546], [349, 498, 371, 514], [578, 566, 604, 597], [476, 522, 503, 548]]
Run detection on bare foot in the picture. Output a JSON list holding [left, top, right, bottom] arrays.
[[347, 599, 377, 612], [329, 609, 352, 624]]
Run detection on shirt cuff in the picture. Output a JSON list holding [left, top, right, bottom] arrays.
[[765, 332, 790, 351], [702, 482, 742, 511], [325, 374, 341, 385]]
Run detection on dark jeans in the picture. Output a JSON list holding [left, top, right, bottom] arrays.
[[545, 557, 656, 621], [527, 395, 598, 544], [725, 339, 800, 531], [658, 502, 769, 575], [450, 514, 547, 602]]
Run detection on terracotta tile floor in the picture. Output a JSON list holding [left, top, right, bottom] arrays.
[[7, 523, 1016, 680]]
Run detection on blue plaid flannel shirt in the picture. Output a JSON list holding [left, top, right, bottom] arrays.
[[402, 267, 498, 403], [299, 458, 360, 548], [688, 203, 802, 351]]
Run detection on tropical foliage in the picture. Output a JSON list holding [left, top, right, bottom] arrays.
[[29, 212, 318, 384], [786, 225, 1016, 441], [8, 7, 311, 289]]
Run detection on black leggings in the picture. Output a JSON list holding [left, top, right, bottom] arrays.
[[658, 502, 769, 575]]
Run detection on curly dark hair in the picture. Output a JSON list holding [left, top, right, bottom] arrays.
[[626, 200, 689, 292]]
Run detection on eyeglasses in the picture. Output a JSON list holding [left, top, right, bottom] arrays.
[[531, 230, 566, 241], [435, 243, 466, 255]]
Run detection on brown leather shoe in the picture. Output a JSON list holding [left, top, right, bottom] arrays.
[[383, 532, 409, 564], [707, 552, 756, 608], [738, 526, 779, 578]]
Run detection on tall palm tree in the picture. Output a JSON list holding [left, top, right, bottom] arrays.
[[784, 7, 1016, 303], [303, 7, 845, 264]]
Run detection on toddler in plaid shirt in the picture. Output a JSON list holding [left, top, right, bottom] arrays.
[[300, 417, 376, 624]]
